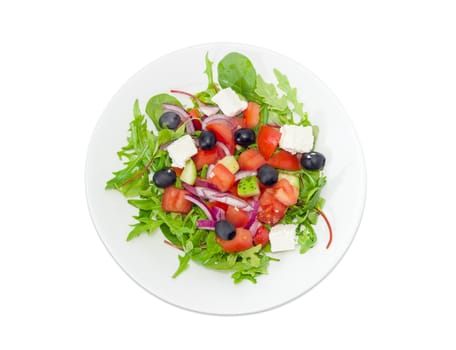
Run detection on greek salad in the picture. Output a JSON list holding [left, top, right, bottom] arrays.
[[106, 52, 332, 284]]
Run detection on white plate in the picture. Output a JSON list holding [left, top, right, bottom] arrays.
[[85, 43, 366, 315]]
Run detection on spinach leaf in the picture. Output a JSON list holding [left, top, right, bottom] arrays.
[[217, 52, 257, 99], [145, 93, 182, 130]]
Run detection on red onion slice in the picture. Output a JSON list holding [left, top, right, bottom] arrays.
[[169, 89, 219, 117], [202, 114, 239, 130], [249, 220, 260, 236], [234, 170, 257, 181], [162, 103, 189, 120], [216, 142, 231, 157], [195, 178, 218, 190], [210, 205, 225, 221], [245, 201, 260, 229], [194, 187, 253, 211], [185, 118, 195, 135], [206, 164, 215, 179], [197, 219, 217, 230], [184, 194, 214, 220]]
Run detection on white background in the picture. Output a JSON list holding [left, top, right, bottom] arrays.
[[1, 0, 455, 349]]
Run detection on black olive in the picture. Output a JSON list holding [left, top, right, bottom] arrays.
[[215, 220, 236, 240], [301, 152, 326, 171], [198, 130, 216, 150], [234, 128, 256, 147], [159, 111, 181, 130], [257, 164, 278, 186], [152, 168, 177, 188]]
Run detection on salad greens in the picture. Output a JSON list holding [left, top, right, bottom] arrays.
[[106, 51, 329, 284]]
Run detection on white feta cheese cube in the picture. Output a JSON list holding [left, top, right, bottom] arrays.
[[166, 135, 198, 168], [211, 87, 248, 116], [269, 224, 297, 252], [279, 124, 314, 154]]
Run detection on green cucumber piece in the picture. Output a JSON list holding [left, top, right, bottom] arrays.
[[278, 173, 300, 189], [218, 155, 239, 174], [237, 176, 260, 197], [180, 159, 197, 185]]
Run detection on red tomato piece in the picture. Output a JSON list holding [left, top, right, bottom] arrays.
[[259, 188, 276, 207], [232, 117, 246, 129], [273, 178, 299, 206], [257, 203, 286, 225], [216, 228, 253, 252], [267, 150, 301, 171], [226, 205, 250, 228], [192, 148, 219, 170], [208, 163, 235, 192], [206, 123, 235, 154], [243, 102, 260, 128], [238, 149, 266, 170], [161, 187, 192, 214], [258, 187, 287, 225], [257, 125, 281, 159], [253, 225, 270, 247]]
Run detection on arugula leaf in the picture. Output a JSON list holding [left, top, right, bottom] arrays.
[[274, 68, 307, 120], [173, 254, 191, 278], [296, 223, 317, 254], [145, 94, 182, 130], [105, 100, 156, 196], [160, 223, 181, 246], [217, 52, 257, 99], [255, 74, 289, 112], [204, 53, 214, 86], [278, 169, 326, 253]]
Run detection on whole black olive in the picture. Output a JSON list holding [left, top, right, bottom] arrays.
[[198, 130, 217, 150], [234, 128, 256, 147], [215, 220, 236, 240], [159, 112, 181, 130], [152, 168, 177, 188], [300, 152, 326, 171], [257, 164, 278, 186]]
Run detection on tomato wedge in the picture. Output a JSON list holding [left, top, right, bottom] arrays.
[[257, 125, 281, 159], [253, 225, 270, 247], [192, 148, 219, 170], [206, 123, 235, 154], [226, 205, 250, 228], [161, 187, 192, 214], [208, 163, 235, 192], [243, 102, 260, 128], [257, 202, 286, 225], [238, 149, 266, 170], [267, 150, 301, 170], [273, 178, 299, 206], [216, 228, 253, 252]]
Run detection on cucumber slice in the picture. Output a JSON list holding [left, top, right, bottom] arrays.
[[278, 173, 300, 189], [237, 176, 260, 197], [218, 155, 239, 174], [180, 159, 197, 185]]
